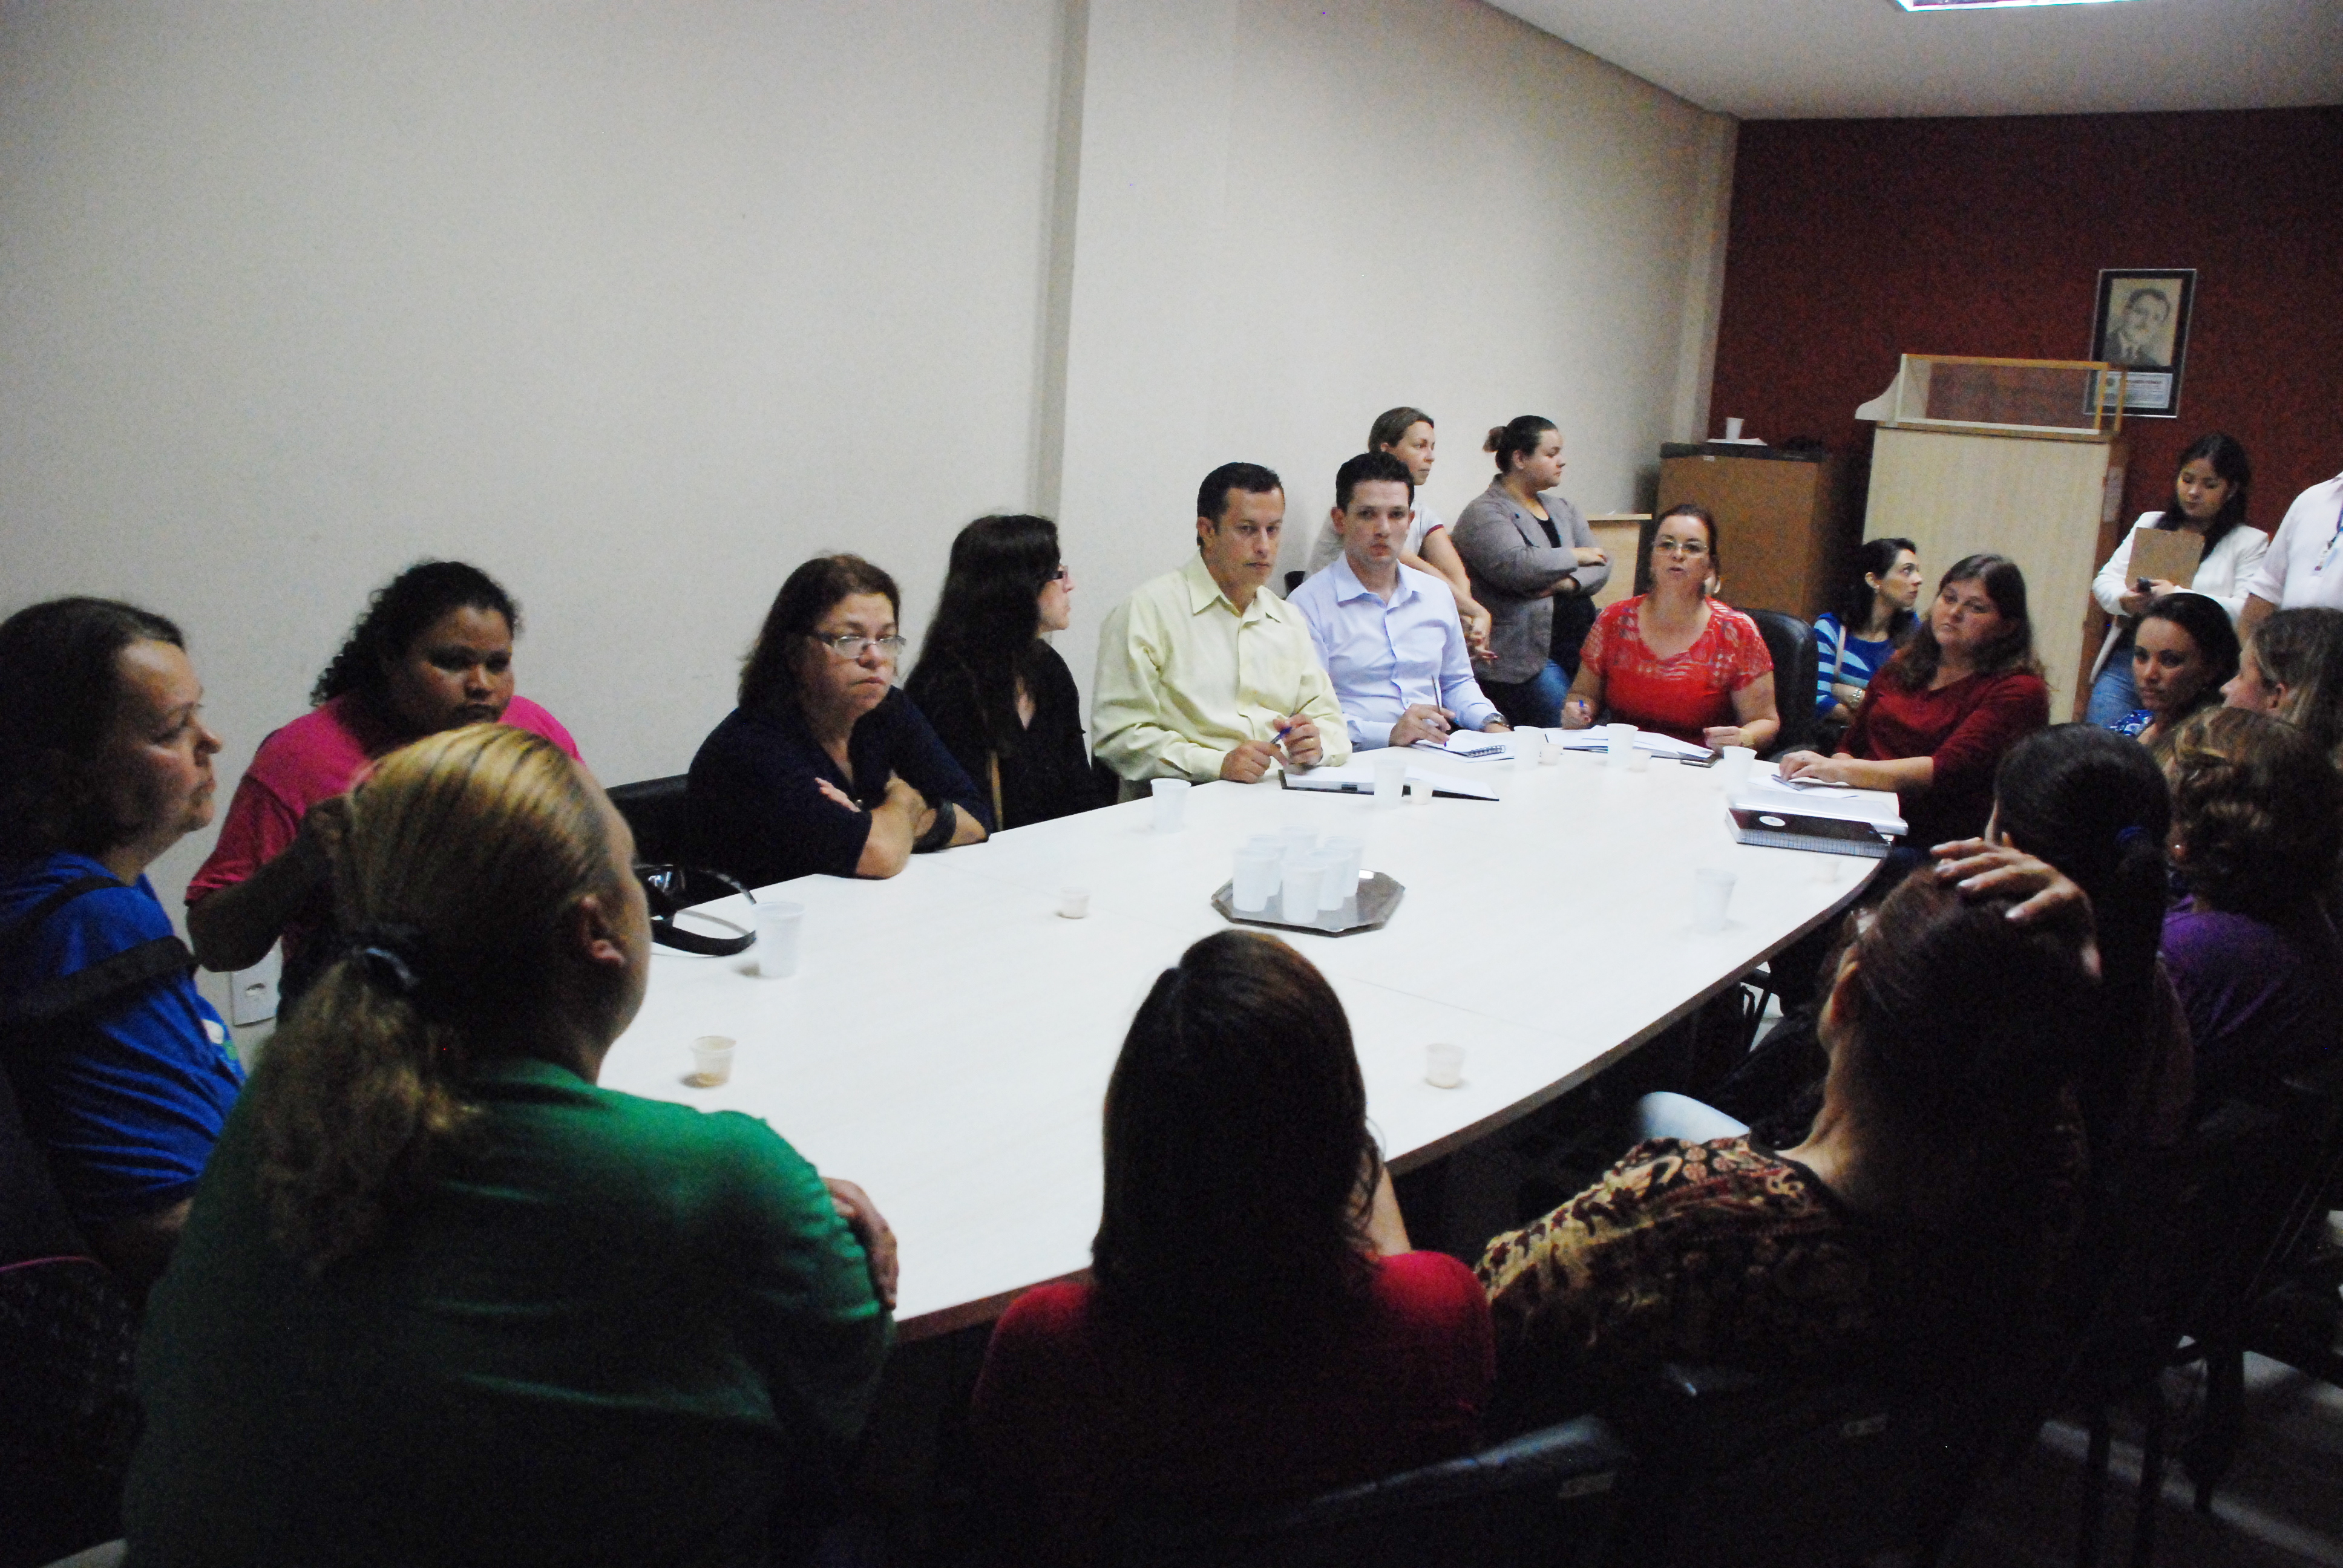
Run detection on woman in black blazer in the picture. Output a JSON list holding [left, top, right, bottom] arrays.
[[907, 515, 1107, 831]]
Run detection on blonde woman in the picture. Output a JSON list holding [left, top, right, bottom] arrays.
[[128, 725, 896, 1566]]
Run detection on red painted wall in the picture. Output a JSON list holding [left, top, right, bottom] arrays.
[[1710, 107, 2343, 543]]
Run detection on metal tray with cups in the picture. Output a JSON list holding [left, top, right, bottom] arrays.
[[1211, 873, 1404, 936]]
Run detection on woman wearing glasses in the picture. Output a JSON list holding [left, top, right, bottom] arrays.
[[1558, 503, 1780, 750], [905, 515, 1105, 831], [687, 554, 988, 886]]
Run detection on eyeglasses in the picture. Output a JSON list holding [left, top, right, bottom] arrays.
[[1653, 538, 1710, 558], [808, 633, 909, 659], [1044, 564, 1071, 586]]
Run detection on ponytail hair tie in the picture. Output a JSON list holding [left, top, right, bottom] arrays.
[[349, 923, 427, 998]]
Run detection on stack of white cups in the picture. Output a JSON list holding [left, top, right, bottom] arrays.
[[1230, 839, 1280, 913]]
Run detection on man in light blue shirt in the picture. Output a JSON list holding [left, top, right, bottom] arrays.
[[1288, 451, 1508, 750]]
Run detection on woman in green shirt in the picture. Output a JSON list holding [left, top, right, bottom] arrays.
[[126, 725, 895, 1567]]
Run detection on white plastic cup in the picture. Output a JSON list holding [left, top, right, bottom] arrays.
[[1323, 834, 1365, 897], [1281, 856, 1325, 924], [755, 901, 804, 978], [1693, 867, 1737, 933], [1718, 744, 1757, 795], [1605, 722, 1637, 768], [1231, 846, 1281, 912], [1058, 886, 1090, 919], [1426, 1042, 1466, 1089], [1371, 751, 1409, 806], [1725, 416, 1745, 440], [1150, 777, 1189, 832], [1311, 848, 1349, 911], [1512, 730, 1539, 772], [1282, 826, 1317, 857], [690, 1034, 736, 1087]]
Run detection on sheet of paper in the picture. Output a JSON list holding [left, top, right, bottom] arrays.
[[1556, 728, 1712, 759], [1413, 732, 1507, 760]]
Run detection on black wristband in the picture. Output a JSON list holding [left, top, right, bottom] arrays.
[[912, 800, 957, 854]]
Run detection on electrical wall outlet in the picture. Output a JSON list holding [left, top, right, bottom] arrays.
[[229, 945, 282, 1027]]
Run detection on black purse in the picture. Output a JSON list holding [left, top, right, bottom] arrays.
[[634, 864, 757, 958]]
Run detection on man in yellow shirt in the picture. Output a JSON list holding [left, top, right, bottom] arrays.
[[1092, 463, 1351, 788]]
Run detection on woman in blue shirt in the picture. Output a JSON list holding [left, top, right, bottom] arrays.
[[0, 596, 240, 1297], [1813, 537, 1922, 739]]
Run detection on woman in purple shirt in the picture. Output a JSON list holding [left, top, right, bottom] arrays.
[[2161, 708, 2343, 1108]]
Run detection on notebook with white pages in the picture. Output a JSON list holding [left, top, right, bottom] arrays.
[[1726, 763, 1907, 857]]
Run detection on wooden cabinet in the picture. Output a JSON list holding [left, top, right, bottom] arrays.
[[1654, 444, 1846, 621]]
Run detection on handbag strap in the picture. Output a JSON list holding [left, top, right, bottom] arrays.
[[0, 874, 196, 1032], [988, 751, 1004, 832]]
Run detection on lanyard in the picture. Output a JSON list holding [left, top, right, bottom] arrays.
[[2317, 503, 2343, 575]]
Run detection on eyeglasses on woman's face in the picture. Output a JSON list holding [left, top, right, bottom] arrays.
[[808, 632, 908, 661], [1653, 537, 1709, 558]]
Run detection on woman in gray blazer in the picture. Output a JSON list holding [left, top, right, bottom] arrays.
[[1449, 416, 1610, 727]]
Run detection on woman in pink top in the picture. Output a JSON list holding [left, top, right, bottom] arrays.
[[972, 932, 1492, 1563], [188, 562, 579, 999]]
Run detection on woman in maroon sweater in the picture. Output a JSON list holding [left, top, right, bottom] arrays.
[[1778, 554, 2051, 847], [971, 932, 1491, 1561]]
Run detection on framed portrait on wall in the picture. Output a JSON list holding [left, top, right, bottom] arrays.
[[2089, 268, 2194, 418]]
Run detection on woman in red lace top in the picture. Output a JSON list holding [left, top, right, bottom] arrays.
[[1558, 504, 1779, 750]]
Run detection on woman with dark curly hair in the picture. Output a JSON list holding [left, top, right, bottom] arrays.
[[2160, 707, 2343, 1108], [905, 515, 1104, 830], [186, 561, 578, 1001], [972, 932, 1490, 1561]]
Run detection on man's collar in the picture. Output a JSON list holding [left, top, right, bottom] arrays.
[[1329, 552, 1412, 606], [1182, 551, 1267, 618]]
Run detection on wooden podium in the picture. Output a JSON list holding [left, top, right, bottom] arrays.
[[1653, 443, 1846, 620], [1856, 356, 2130, 720]]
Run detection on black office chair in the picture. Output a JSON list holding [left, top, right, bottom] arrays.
[[1283, 569, 1306, 596], [1122, 1416, 1630, 1568], [606, 774, 690, 866], [1604, 1361, 2001, 1567], [1739, 608, 1819, 758]]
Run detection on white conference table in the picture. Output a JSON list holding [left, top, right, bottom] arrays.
[[596, 746, 1879, 1336]]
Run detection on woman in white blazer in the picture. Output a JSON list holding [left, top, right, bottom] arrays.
[[2087, 433, 2267, 727]]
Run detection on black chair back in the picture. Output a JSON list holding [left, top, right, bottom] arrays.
[[1739, 608, 1818, 757], [1124, 1416, 1630, 1568], [1604, 1362, 1984, 1566], [606, 774, 689, 866]]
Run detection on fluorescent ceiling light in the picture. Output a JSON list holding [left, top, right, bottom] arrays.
[[1896, 0, 2137, 8]]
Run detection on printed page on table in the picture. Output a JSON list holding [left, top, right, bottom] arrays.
[[1555, 728, 1713, 759]]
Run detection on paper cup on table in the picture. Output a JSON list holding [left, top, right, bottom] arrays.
[[1692, 867, 1736, 933], [1426, 1042, 1466, 1089], [1231, 846, 1280, 913], [1371, 751, 1409, 805], [690, 1035, 736, 1088], [1605, 722, 1636, 768], [1512, 731, 1539, 772], [1282, 826, 1317, 857], [1717, 745, 1757, 794], [755, 901, 804, 978], [1058, 886, 1090, 919], [1280, 857, 1325, 924], [1150, 777, 1189, 832], [1725, 416, 1745, 440]]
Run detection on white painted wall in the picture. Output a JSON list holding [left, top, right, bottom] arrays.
[[1050, 0, 1737, 697], [0, 0, 1731, 1004]]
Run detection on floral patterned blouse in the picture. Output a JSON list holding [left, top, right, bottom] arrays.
[[1475, 1138, 1874, 1425]]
